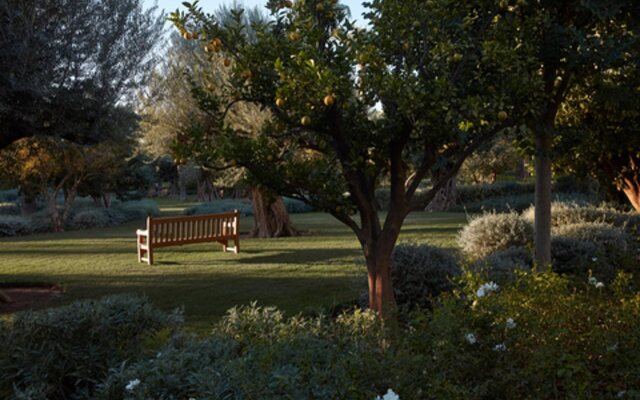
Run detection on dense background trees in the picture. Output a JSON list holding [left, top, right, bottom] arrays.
[[0, 0, 164, 149]]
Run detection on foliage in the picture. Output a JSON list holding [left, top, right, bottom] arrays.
[[0, 189, 19, 202], [171, 0, 533, 311], [458, 211, 533, 259], [26, 272, 640, 399], [0, 294, 182, 400], [113, 200, 161, 221], [390, 243, 462, 309], [0, 215, 31, 237], [183, 197, 312, 216], [451, 192, 598, 213], [458, 135, 520, 184], [469, 246, 532, 284], [0, 202, 20, 215], [0, 0, 164, 149], [70, 209, 119, 230]]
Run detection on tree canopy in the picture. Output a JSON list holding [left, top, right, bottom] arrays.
[[172, 0, 533, 313]]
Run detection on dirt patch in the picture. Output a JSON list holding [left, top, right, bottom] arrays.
[[0, 284, 64, 314]]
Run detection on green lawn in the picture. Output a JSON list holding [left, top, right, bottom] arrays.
[[0, 200, 467, 331]]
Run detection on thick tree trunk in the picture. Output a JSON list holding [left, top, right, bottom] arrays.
[[365, 242, 396, 317], [249, 187, 299, 238], [534, 125, 553, 265], [622, 176, 640, 212], [425, 173, 457, 211]]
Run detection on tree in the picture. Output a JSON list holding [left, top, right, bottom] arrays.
[[459, 135, 520, 184], [555, 62, 640, 212], [0, 0, 164, 150], [506, 1, 640, 264], [173, 0, 531, 314], [140, 27, 299, 237], [0, 137, 114, 231]]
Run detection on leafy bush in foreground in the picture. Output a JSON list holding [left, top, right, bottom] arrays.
[[97, 271, 640, 400], [0, 295, 182, 400], [0, 202, 20, 215]]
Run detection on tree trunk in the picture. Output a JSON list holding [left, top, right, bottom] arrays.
[[426, 171, 457, 211], [21, 196, 37, 216], [365, 242, 396, 317], [249, 187, 299, 238], [621, 176, 640, 212], [0, 289, 12, 304], [534, 125, 553, 265], [177, 165, 187, 200], [517, 158, 530, 181]]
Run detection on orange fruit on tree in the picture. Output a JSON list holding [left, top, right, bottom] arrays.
[[301, 116, 311, 126], [275, 98, 286, 107], [498, 110, 508, 121], [223, 58, 231, 67], [323, 94, 335, 107]]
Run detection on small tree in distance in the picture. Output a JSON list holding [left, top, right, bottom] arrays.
[[172, 0, 533, 315]]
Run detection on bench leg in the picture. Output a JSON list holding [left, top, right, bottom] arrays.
[[221, 239, 228, 252], [148, 248, 153, 265], [234, 235, 240, 253]]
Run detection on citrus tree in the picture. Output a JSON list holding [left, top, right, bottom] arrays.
[[172, 0, 531, 314]]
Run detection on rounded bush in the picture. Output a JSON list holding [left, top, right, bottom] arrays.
[[470, 246, 532, 283], [391, 243, 462, 309], [549, 236, 609, 279], [113, 200, 160, 220], [0, 202, 20, 215], [458, 211, 533, 259], [70, 209, 112, 229], [0, 215, 31, 236]]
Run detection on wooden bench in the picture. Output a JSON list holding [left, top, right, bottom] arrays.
[[136, 210, 240, 265]]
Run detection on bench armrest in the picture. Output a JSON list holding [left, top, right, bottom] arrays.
[[136, 229, 148, 237]]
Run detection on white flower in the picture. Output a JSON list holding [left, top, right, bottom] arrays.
[[493, 343, 507, 352], [476, 281, 499, 298], [592, 257, 598, 262], [505, 318, 516, 329], [465, 333, 477, 344], [125, 379, 141, 391], [375, 388, 400, 400], [589, 277, 598, 285], [595, 282, 605, 289]]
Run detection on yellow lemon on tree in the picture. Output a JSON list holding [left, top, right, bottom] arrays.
[[301, 116, 311, 126], [275, 98, 286, 107], [498, 110, 508, 121]]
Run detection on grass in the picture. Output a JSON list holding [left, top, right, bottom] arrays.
[[0, 199, 467, 332]]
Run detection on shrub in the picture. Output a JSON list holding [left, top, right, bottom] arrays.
[[522, 201, 640, 235], [550, 236, 605, 278], [456, 182, 535, 204], [469, 246, 532, 284], [0, 189, 19, 202], [452, 192, 597, 213], [99, 304, 390, 400], [0, 294, 182, 400], [70, 209, 113, 229], [458, 211, 533, 259], [390, 243, 462, 309], [28, 210, 53, 233], [183, 199, 254, 216], [0, 215, 31, 236], [113, 200, 160, 220], [283, 197, 314, 213], [0, 202, 20, 215]]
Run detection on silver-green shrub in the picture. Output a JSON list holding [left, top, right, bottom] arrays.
[[458, 211, 533, 259], [0, 294, 182, 400], [70, 209, 113, 229], [0, 202, 20, 215], [470, 246, 532, 283], [0, 215, 31, 236]]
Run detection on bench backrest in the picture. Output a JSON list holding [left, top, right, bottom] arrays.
[[146, 210, 239, 246]]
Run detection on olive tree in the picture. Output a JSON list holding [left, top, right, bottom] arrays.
[[172, 0, 531, 314], [0, 0, 164, 150]]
